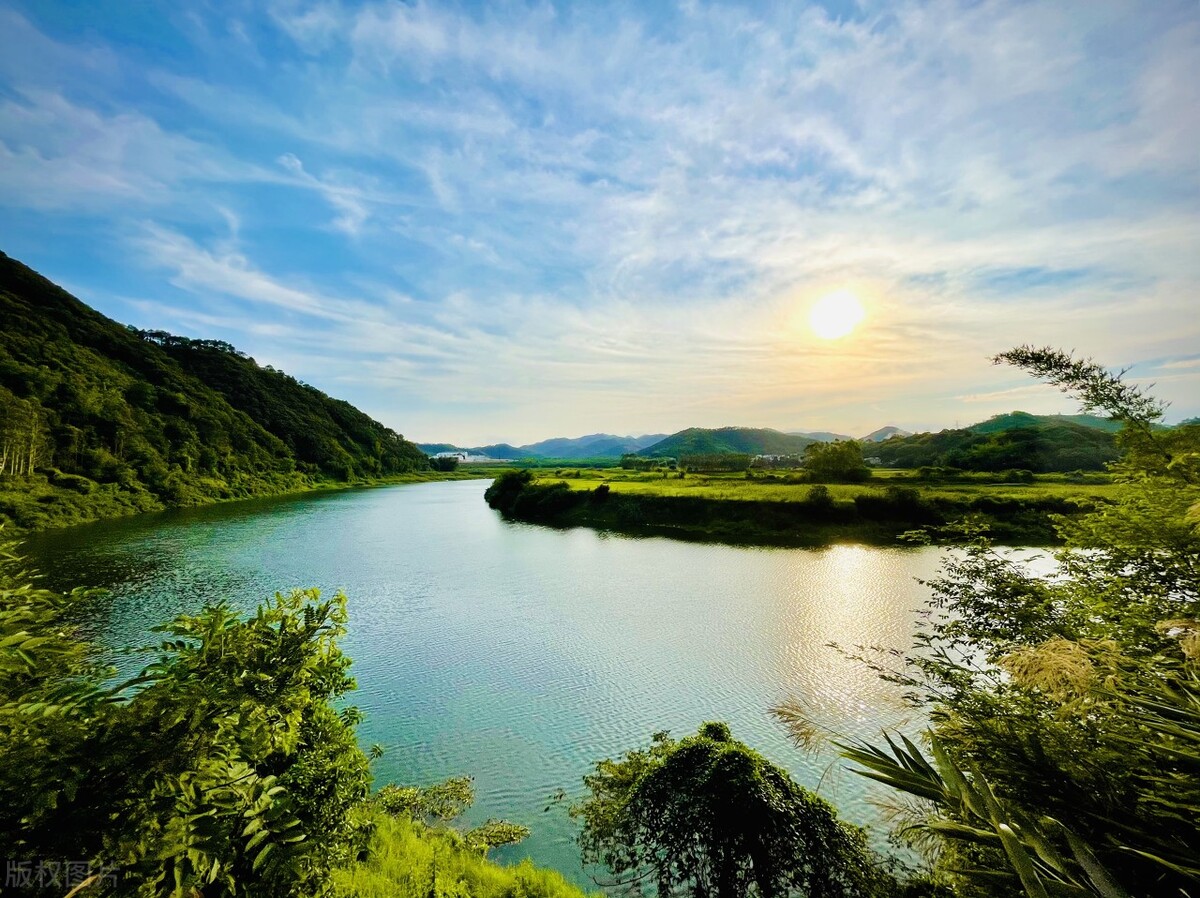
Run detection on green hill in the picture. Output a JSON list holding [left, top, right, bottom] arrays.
[[870, 417, 1119, 472], [969, 411, 1124, 434], [642, 427, 817, 458], [0, 250, 427, 531]]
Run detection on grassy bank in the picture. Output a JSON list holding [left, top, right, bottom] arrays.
[[0, 465, 504, 535], [484, 468, 1119, 546], [334, 812, 594, 898]]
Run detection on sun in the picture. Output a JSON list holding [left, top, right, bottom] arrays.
[[809, 290, 866, 340]]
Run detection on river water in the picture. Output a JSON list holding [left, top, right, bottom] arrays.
[[20, 479, 947, 881]]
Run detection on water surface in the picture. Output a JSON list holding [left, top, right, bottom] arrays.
[[21, 480, 946, 881]]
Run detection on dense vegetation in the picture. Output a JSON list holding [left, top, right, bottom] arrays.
[[868, 415, 1120, 472], [0, 251, 429, 532], [803, 440, 872, 482], [335, 813, 590, 898]]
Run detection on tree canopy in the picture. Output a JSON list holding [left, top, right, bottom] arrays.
[[572, 722, 876, 898], [803, 440, 871, 482]]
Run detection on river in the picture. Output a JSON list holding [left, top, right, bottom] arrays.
[[20, 479, 947, 882]]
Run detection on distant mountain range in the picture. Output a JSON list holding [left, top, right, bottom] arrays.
[[421, 413, 1143, 463]]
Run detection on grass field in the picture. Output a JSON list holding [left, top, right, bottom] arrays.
[[520, 467, 1121, 505]]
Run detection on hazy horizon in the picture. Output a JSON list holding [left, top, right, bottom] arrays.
[[2, 1, 1198, 446]]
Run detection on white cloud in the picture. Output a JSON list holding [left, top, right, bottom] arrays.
[[1159, 357, 1200, 371], [276, 152, 372, 236], [0, 89, 253, 210]]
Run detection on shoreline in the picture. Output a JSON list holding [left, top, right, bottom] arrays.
[[1, 467, 500, 538]]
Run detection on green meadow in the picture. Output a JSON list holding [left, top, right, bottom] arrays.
[[520, 466, 1120, 504]]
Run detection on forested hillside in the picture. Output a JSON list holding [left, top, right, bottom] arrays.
[[0, 251, 427, 531]]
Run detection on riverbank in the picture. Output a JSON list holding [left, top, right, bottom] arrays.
[[484, 468, 1119, 546], [0, 466, 504, 536]]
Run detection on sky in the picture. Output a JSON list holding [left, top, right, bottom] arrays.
[[1, 1, 1198, 446]]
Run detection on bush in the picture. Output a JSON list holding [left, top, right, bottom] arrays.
[[573, 723, 878, 898], [511, 482, 584, 519], [805, 484, 834, 509], [47, 469, 96, 494], [483, 469, 533, 513]]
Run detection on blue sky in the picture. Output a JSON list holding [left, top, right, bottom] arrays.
[[1, 1, 1197, 444]]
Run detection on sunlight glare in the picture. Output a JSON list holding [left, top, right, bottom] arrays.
[[809, 290, 866, 340]]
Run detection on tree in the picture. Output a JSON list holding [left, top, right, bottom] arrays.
[[572, 722, 876, 898], [428, 455, 460, 472], [0, 389, 50, 476], [483, 468, 533, 514], [779, 347, 1200, 898], [803, 441, 871, 482]]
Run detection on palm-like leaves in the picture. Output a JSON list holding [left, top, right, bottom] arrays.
[[839, 733, 1133, 898], [840, 667, 1200, 898]]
